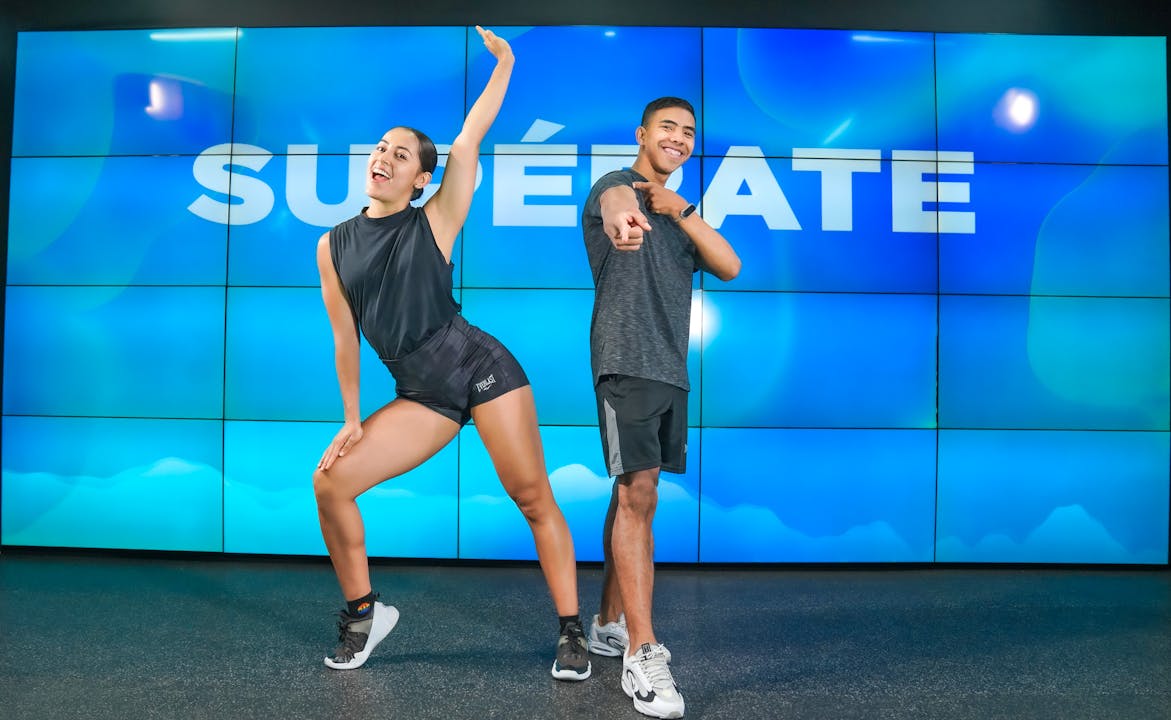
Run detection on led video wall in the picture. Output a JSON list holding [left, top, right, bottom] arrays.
[[3, 27, 1168, 563]]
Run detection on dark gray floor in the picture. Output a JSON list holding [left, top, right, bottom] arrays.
[[0, 552, 1168, 719]]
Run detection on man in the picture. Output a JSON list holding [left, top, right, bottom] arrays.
[[581, 97, 741, 719]]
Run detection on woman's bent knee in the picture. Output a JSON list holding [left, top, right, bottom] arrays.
[[313, 467, 344, 504]]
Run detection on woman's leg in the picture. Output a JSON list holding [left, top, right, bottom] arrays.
[[470, 386, 579, 616], [313, 398, 460, 599]]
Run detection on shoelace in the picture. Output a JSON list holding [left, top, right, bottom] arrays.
[[559, 624, 588, 666], [332, 612, 368, 661], [638, 647, 677, 691], [561, 625, 586, 651]]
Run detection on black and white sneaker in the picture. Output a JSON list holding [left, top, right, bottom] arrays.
[[323, 601, 399, 670], [551, 621, 592, 681], [622, 643, 684, 718]]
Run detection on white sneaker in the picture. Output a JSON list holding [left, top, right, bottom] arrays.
[[588, 613, 628, 657], [622, 643, 685, 718], [323, 600, 399, 670]]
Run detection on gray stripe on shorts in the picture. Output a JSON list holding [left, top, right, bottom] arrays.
[[603, 397, 624, 476]]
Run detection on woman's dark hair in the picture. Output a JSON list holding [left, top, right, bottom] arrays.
[[640, 97, 696, 127], [396, 126, 438, 201]]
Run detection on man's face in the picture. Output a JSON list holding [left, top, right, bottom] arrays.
[[636, 106, 696, 176]]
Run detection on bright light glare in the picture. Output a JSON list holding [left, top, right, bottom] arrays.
[[994, 87, 1039, 132], [850, 34, 903, 43], [1009, 93, 1037, 125], [144, 78, 183, 120], [149, 29, 238, 42], [690, 292, 720, 349]]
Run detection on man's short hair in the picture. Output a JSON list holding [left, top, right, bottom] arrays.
[[640, 97, 696, 127]]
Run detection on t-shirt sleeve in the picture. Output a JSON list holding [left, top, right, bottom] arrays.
[[583, 170, 634, 222]]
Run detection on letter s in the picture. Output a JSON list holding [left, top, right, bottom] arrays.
[[188, 143, 275, 225]]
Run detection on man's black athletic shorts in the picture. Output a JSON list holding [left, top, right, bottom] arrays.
[[594, 374, 688, 477]]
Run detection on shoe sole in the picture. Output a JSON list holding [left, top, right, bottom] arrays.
[[621, 667, 685, 719], [550, 659, 592, 681], [323, 602, 400, 670], [588, 637, 625, 657]]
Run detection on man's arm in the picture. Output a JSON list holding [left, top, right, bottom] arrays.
[[676, 212, 741, 281], [632, 181, 740, 281], [599, 184, 653, 252]]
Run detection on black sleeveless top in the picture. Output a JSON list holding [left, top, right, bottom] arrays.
[[329, 205, 460, 361]]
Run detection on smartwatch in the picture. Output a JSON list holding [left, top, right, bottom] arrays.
[[677, 203, 697, 222]]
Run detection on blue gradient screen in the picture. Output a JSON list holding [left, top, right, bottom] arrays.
[[4, 27, 1168, 564]]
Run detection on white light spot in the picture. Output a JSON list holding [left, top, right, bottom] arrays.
[[994, 88, 1039, 132], [145, 78, 183, 120], [850, 34, 904, 43], [149, 29, 238, 42], [690, 292, 720, 349]]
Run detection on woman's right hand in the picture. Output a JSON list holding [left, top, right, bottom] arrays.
[[476, 25, 513, 65], [318, 420, 364, 471]]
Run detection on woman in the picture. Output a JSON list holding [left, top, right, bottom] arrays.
[[312, 26, 589, 681]]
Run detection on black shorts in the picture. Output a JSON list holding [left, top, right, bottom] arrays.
[[384, 314, 529, 426], [595, 374, 688, 477]]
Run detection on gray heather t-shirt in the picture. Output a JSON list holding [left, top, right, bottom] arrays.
[[583, 169, 700, 391]]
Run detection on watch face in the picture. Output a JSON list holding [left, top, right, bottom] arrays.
[[681, 203, 697, 218]]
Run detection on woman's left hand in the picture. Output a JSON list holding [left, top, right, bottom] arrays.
[[476, 25, 513, 64], [318, 419, 364, 471]]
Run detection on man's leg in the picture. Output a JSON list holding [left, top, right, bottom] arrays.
[[610, 467, 660, 651], [599, 479, 624, 623], [612, 466, 685, 718], [593, 375, 688, 718], [588, 481, 630, 656]]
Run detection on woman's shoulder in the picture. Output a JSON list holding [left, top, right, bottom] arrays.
[[331, 212, 363, 235]]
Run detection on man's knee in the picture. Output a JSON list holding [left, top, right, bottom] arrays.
[[617, 469, 659, 515]]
